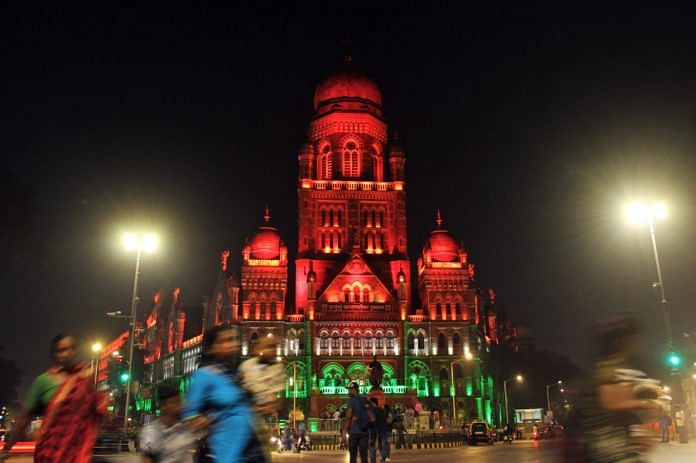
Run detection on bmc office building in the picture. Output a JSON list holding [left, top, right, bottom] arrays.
[[101, 60, 515, 428]]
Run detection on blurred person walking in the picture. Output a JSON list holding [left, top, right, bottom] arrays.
[[394, 415, 407, 450], [0, 334, 107, 463], [562, 314, 662, 463], [341, 382, 373, 463], [368, 398, 385, 463], [183, 326, 259, 463], [659, 413, 672, 443], [139, 386, 200, 463]]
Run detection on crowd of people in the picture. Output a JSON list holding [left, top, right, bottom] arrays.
[[0, 313, 686, 463]]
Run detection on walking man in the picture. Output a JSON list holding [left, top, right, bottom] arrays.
[[341, 382, 371, 463], [660, 413, 672, 443]]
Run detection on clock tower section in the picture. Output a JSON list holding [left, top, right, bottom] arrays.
[[295, 60, 410, 322]]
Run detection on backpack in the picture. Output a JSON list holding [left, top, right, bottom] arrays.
[[354, 396, 377, 431]]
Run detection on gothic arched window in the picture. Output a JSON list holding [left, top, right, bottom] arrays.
[[407, 333, 415, 350], [343, 141, 360, 177], [344, 288, 351, 303], [438, 333, 447, 352], [453, 333, 462, 353], [319, 144, 332, 179], [270, 301, 277, 318]]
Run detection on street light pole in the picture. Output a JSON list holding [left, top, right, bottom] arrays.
[[123, 248, 141, 434], [546, 381, 562, 416], [503, 375, 523, 425], [648, 219, 672, 345]]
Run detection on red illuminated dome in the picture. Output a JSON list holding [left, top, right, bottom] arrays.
[[250, 225, 281, 259], [313, 67, 382, 110], [427, 229, 459, 262]]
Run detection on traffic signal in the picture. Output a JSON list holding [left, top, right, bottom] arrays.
[[120, 372, 130, 383], [667, 351, 682, 368]]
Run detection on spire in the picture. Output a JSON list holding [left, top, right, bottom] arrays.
[[264, 205, 270, 223], [436, 209, 443, 227]]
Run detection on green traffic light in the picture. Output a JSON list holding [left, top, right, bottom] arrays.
[[668, 353, 681, 367], [120, 372, 130, 383]]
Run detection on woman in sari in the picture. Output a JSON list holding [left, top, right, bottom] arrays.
[[0, 334, 107, 463]]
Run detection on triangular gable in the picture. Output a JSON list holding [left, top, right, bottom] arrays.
[[319, 251, 395, 304]]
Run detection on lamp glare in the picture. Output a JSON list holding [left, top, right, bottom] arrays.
[[123, 233, 137, 251], [625, 202, 648, 225], [653, 202, 667, 220]]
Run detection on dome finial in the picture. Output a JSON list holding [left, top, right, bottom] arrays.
[[264, 205, 270, 223], [436, 209, 443, 227]]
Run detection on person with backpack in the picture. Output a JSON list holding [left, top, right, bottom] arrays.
[[368, 398, 386, 463], [341, 381, 374, 463]]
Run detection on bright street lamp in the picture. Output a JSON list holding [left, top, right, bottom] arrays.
[[546, 380, 562, 414], [503, 375, 524, 425], [120, 231, 158, 434]]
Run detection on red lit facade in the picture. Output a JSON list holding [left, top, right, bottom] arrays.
[[103, 60, 512, 426]]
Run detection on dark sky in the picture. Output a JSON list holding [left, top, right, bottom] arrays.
[[3, 2, 696, 398]]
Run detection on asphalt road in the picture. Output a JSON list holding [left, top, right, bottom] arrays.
[[5, 440, 695, 462]]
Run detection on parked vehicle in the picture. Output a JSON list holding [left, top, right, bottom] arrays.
[[467, 421, 494, 445]]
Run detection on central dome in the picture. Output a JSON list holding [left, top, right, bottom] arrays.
[[313, 68, 382, 110]]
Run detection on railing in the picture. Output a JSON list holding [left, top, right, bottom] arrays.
[[319, 384, 407, 395], [321, 303, 389, 312], [300, 179, 400, 192]]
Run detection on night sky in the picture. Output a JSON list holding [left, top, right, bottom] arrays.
[[3, 2, 696, 398]]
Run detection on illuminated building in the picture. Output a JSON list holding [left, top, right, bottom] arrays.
[[101, 59, 512, 427]]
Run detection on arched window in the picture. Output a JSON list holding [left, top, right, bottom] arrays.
[[455, 302, 462, 318], [454, 363, 464, 379], [344, 288, 350, 303], [363, 288, 370, 303], [439, 368, 449, 381], [343, 141, 360, 177], [438, 333, 447, 352], [319, 144, 332, 179], [435, 303, 441, 319], [270, 301, 277, 318], [354, 286, 360, 303], [354, 333, 362, 348], [386, 332, 395, 348], [343, 333, 351, 349], [249, 301, 256, 318], [260, 302, 267, 320], [320, 331, 329, 349], [453, 333, 462, 353], [376, 332, 384, 349], [446, 303, 452, 320], [417, 333, 425, 351], [407, 333, 415, 350], [250, 332, 259, 345], [365, 332, 373, 348], [331, 332, 340, 349], [379, 211, 384, 227]]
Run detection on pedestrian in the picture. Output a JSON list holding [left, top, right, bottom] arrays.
[[183, 325, 260, 463], [404, 406, 414, 430], [237, 333, 284, 459], [139, 386, 200, 463], [341, 381, 372, 463], [382, 404, 394, 461], [368, 397, 386, 463], [333, 407, 341, 431], [0, 334, 108, 463], [659, 413, 672, 443], [394, 415, 407, 450], [674, 409, 685, 442], [561, 314, 662, 462]]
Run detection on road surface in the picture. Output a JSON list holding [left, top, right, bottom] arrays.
[[5, 440, 695, 462]]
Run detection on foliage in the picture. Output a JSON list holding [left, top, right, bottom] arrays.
[[0, 346, 22, 407]]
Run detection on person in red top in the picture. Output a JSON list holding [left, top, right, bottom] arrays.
[[0, 334, 108, 463]]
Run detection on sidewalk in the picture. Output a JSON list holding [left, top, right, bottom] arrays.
[[648, 441, 696, 463]]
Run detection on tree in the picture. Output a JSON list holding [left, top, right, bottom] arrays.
[[0, 346, 22, 407]]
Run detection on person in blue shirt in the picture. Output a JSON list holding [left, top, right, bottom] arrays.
[[183, 325, 257, 463], [341, 381, 371, 463]]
